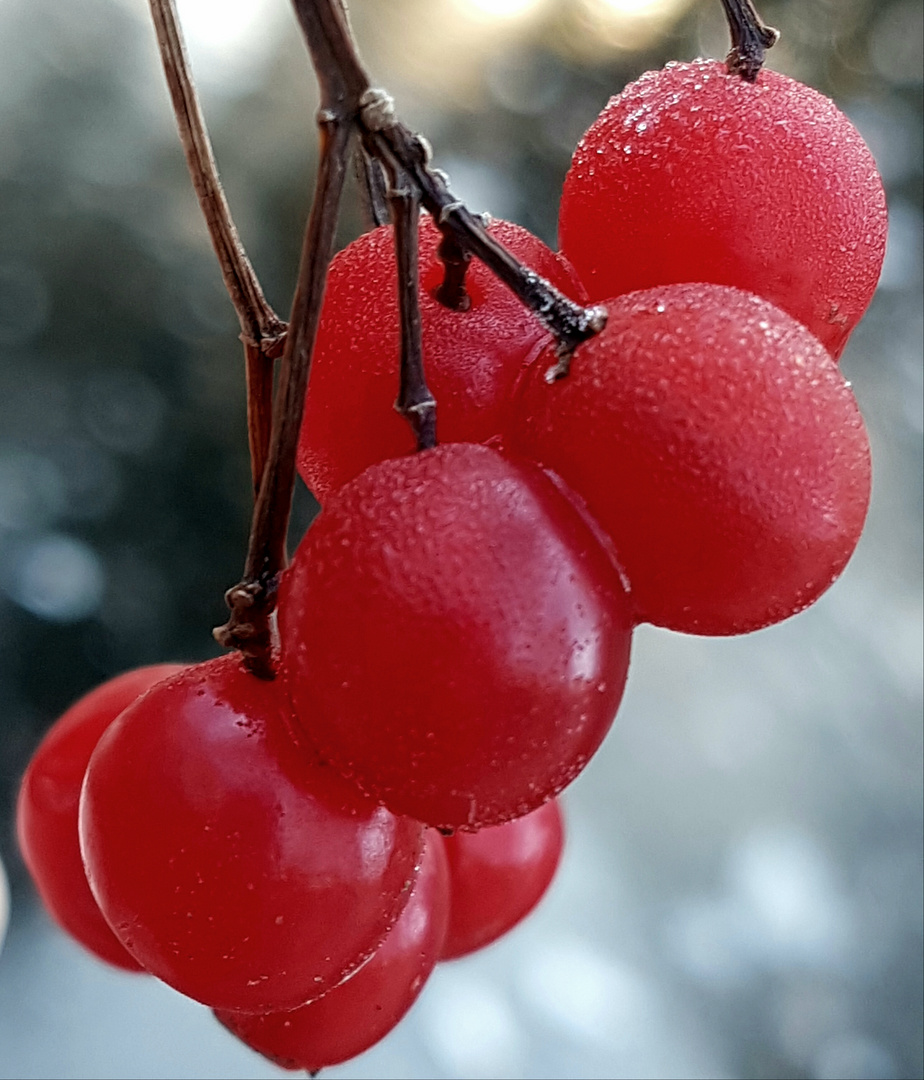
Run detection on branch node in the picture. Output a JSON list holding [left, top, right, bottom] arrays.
[[359, 87, 396, 131], [213, 581, 277, 680], [438, 200, 465, 225]]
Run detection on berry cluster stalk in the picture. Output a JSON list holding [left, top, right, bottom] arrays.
[[150, 0, 777, 677]]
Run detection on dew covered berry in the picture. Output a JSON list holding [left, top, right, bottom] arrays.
[[508, 283, 871, 635], [17, 664, 184, 971], [559, 59, 887, 358], [296, 217, 586, 500], [79, 654, 424, 1012], [279, 443, 634, 831], [216, 831, 450, 1072], [441, 798, 565, 960]]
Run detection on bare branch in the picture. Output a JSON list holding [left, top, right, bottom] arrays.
[[147, 0, 286, 352], [433, 227, 473, 312], [214, 117, 353, 676], [388, 168, 437, 451], [354, 146, 391, 229]]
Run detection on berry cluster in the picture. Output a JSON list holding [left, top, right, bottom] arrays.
[[17, 54, 884, 1074]]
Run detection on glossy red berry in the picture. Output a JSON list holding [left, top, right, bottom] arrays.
[[16, 664, 184, 970], [441, 798, 564, 960], [559, 59, 887, 359], [279, 443, 634, 831], [79, 654, 424, 1012], [216, 831, 450, 1072], [508, 284, 871, 636], [296, 216, 586, 500]]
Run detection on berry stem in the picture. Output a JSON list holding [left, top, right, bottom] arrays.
[[213, 114, 353, 676], [244, 341, 275, 495], [719, 0, 779, 81], [388, 167, 437, 451], [433, 228, 473, 312], [147, 0, 286, 493], [354, 146, 390, 230], [367, 118, 607, 361]]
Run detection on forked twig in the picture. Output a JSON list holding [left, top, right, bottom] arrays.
[[148, 0, 286, 492], [213, 117, 353, 675]]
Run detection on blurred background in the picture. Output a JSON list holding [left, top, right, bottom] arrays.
[[0, 0, 921, 1076]]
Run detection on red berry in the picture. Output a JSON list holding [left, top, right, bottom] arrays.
[[279, 443, 634, 831], [16, 664, 184, 971], [559, 59, 887, 359], [79, 654, 424, 1012], [297, 217, 586, 499], [216, 831, 450, 1072], [441, 799, 564, 960], [508, 284, 871, 635]]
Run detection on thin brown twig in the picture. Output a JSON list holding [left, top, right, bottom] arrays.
[[243, 342, 274, 493], [433, 227, 472, 312], [213, 2, 363, 674], [362, 108, 606, 373], [388, 167, 437, 451], [148, 0, 286, 494], [354, 146, 391, 229]]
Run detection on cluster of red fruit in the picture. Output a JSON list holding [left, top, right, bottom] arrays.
[[17, 58, 885, 1072]]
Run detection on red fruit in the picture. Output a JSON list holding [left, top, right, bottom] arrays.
[[216, 832, 450, 1072], [559, 59, 887, 359], [297, 217, 587, 500], [441, 799, 564, 960], [16, 664, 184, 970], [508, 284, 871, 636], [279, 442, 634, 831], [79, 654, 424, 1012]]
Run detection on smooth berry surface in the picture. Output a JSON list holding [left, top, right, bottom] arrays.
[[441, 798, 564, 960], [296, 216, 586, 500], [280, 443, 634, 831], [16, 664, 184, 971], [508, 284, 871, 635], [79, 654, 424, 1013], [216, 831, 450, 1072], [559, 59, 887, 359]]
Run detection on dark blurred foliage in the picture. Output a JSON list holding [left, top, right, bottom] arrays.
[[0, 0, 920, 1077]]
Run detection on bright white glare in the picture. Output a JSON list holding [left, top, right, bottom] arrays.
[[597, 0, 689, 15], [453, 0, 548, 22], [171, 0, 288, 91], [599, 0, 666, 12], [176, 0, 273, 53], [576, 0, 696, 53]]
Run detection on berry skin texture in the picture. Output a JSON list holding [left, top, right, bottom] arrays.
[[441, 798, 564, 960], [279, 443, 634, 831], [215, 831, 450, 1072], [508, 284, 871, 636], [296, 216, 587, 500], [16, 663, 184, 971], [79, 654, 424, 1013], [559, 59, 887, 359]]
